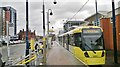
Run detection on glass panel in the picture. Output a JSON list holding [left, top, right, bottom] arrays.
[[82, 34, 104, 50], [74, 33, 82, 47], [82, 28, 104, 51]]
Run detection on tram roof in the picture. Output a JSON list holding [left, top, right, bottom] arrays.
[[58, 30, 72, 37], [72, 26, 102, 34], [58, 26, 102, 37]]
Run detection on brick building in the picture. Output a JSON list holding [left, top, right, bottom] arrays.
[[0, 6, 17, 37], [100, 18, 113, 50], [116, 14, 120, 51], [100, 14, 120, 52], [18, 29, 36, 40], [85, 6, 120, 51]]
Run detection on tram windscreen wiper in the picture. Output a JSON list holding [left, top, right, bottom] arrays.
[[85, 43, 96, 54]]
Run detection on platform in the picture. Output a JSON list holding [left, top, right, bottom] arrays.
[[46, 41, 86, 65]]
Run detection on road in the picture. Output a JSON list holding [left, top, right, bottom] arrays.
[[0, 43, 26, 64]]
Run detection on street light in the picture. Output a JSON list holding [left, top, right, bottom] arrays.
[[42, 0, 57, 65], [53, 0, 57, 4], [47, 9, 53, 49], [95, 0, 98, 26]]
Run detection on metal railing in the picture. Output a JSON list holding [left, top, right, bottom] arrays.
[[12, 48, 43, 65]]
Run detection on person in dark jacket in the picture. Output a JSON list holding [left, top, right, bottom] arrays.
[[35, 43, 38, 50], [0, 53, 5, 67], [0, 53, 2, 67]]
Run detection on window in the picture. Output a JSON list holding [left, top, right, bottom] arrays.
[[74, 33, 82, 47], [70, 34, 74, 45]]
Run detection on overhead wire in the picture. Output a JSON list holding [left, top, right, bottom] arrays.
[[68, 0, 90, 21]]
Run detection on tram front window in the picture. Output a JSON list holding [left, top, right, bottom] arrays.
[[82, 28, 104, 51]]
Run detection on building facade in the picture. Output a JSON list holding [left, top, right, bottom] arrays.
[[0, 6, 17, 37], [0, 7, 5, 37], [104, 7, 120, 51], [10, 7, 17, 35], [84, 11, 108, 26], [63, 21, 87, 33], [0, 8, 3, 36], [18, 29, 36, 40], [85, 6, 120, 51]]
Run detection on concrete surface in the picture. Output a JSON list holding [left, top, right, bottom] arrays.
[[47, 41, 86, 65]]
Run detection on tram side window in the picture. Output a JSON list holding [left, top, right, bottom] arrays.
[[59, 37, 62, 45], [74, 33, 82, 47], [63, 36, 65, 44], [67, 34, 70, 45], [65, 35, 69, 45], [68, 36, 71, 45], [70, 35, 74, 46], [65, 36, 68, 44]]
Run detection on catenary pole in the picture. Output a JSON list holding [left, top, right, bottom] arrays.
[[25, 0, 29, 65], [112, 0, 118, 64]]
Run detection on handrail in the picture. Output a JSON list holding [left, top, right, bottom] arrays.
[[14, 49, 43, 65], [17, 54, 36, 65]]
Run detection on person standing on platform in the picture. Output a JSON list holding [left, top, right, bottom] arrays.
[[30, 38, 35, 51]]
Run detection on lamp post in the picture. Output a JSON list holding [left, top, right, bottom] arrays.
[[42, 0, 57, 65], [6, 21, 10, 65], [25, 0, 29, 65], [112, 0, 118, 64], [6, 8, 10, 65], [42, 0, 46, 65], [47, 9, 53, 49], [95, 0, 98, 26]]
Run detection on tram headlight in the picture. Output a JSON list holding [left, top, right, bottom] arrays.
[[101, 51, 104, 57], [84, 52, 89, 57]]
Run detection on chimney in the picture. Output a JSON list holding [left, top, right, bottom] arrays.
[[20, 30, 22, 32], [23, 29, 24, 32], [33, 30, 35, 35]]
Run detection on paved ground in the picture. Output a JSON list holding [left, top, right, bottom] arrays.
[[0, 43, 26, 64], [47, 41, 86, 65], [105, 50, 120, 66], [0, 41, 120, 66], [47, 41, 120, 66]]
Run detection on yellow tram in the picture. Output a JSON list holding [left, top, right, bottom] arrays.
[[58, 26, 105, 65]]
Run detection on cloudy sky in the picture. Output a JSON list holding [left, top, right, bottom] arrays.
[[1, 0, 120, 36]]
